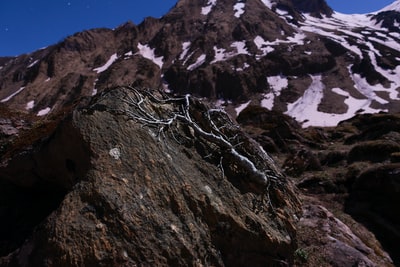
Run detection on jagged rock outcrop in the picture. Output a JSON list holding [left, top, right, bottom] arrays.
[[0, 87, 301, 266], [237, 107, 398, 266]]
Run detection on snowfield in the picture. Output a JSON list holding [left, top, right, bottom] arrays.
[[93, 53, 118, 73], [136, 43, 164, 69]]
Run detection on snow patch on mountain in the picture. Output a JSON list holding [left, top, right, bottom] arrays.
[[180, 42, 191, 61], [254, 36, 275, 59], [231, 41, 250, 55], [136, 43, 164, 69], [93, 53, 118, 73], [210, 41, 249, 64], [260, 0, 273, 9], [234, 2, 245, 18], [26, 100, 35, 110], [379, 0, 400, 12], [124, 51, 133, 59], [285, 75, 337, 127], [269, 75, 288, 94], [361, 46, 400, 100], [285, 74, 389, 128], [234, 63, 250, 72], [331, 87, 387, 120], [1, 87, 25, 103], [286, 74, 387, 127], [202, 0, 217, 15], [275, 7, 294, 21], [262, 75, 288, 110], [300, 15, 365, 58], [187, 54, 206, 71], [235, 100, 251, 115], [300, 12, 400, 60], [27, 60, 39, 68], [37, 107, 51, 116], [253, 33, 306, 60], [211, 47, 228, 63], [351, 74, 389, 105]]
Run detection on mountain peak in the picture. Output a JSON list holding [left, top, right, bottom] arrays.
[[379, 0, 400, 12]]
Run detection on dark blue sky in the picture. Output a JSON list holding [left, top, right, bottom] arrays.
[[0, 0, 395, 56]]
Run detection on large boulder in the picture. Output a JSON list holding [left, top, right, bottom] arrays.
[[0, 87, 301, 267]]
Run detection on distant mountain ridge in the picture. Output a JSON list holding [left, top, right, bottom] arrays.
[[380, 0, 400, 12], [0, 0, 399, 127]]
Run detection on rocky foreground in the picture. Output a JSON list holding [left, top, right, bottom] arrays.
[[238, 106, 400, 266], [0, 87, 398, 266]]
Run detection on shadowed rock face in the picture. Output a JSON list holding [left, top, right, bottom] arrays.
[[0, 87, 301, 266], [346, 163, 400, 265], [290, 0, 333, 17], [237, 108, 398, 266]]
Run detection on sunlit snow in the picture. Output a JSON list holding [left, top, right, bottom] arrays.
[[124, 51, 133, 59], [93, 53, 118, 73], [202, 0, 217, 15], [379, 1, 400, 12], [253, 32, 306, 60], [254, 36, 275, 59], [233, 3, 245, 18], [235, 100, 251, 116], [136, 43, 164, 69], [211, 46, 228, 63], [187, 54, 206, 71], [260, 0, 273, 9], [351, 72, 389, 105], [285, 74, 389, 128], [25, 100, 35, 110], [285, 75, 337, 127], [235, 62, 250, 72], [214, 99, 226, 108], [231, 41, 250, 55], [210, 41, 249, 64], [180, 42, 191, 61], [27, 60, 39, 68], [37, 107, 51, 116], [262, 75, 288, 110]]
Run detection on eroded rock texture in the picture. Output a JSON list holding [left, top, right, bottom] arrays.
[[0, 87, 301, 266]]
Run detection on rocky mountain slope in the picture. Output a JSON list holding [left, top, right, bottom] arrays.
[[0, 0, 399, 127], [0, 0, 400, 266]]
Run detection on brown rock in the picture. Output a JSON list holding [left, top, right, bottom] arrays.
[[0, 87, 300, 266]]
